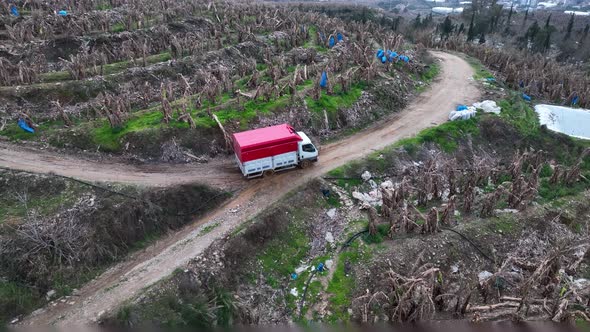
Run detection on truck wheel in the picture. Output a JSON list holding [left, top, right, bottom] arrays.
[[300, 160, 311, 169], [263, 169, 275, 177]]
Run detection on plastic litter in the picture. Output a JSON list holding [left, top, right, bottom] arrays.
[[399, 55, 410, 63], [18, 119, 35, 133], [522, 93, 532, 102], [337, 32, 343, 42], [449, 106, 477, 121], [291, 273, 298, 280], [321, 189, 330, 197], [317, 262, 325, 272], [519, 81, 525, 88], [10, 5, 19, 16], [319, 71, 328, 88], [486, 77, 496, 82], [473, 100, 501, 114], [534, 104, 590, 140], [376, 49, 384, 59], [456, 105, 468, 111], [58, 10, 68, 16], [381, 56, 387, 64], [572, 96, 579, 105], [329, 36, 335, 48]]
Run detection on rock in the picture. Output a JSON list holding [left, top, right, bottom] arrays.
[[380, 180, 393, 189], [478, 271, 493, 285], [46, 290, 57, 301], [295, 265, 308, 274], [325, 259, 334, 270], [361, 171, 372, 181], [325, 232, 334, 243], [326, 208, 336, 219]]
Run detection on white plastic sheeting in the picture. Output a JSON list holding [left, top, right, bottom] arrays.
[[473, 100, 501, 114], [449, 106, 477, 121], [432, 7, 463, 14], [535, 104, 590, 140]]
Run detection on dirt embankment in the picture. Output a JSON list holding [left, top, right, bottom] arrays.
[[12, 51, 480, 326]]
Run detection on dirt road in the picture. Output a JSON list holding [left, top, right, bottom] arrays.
[[11, 51, 480, 325]]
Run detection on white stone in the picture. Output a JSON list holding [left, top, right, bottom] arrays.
[[325, 259, 334, 270], [295, 265, 308, 274], [361, 171, 372, 181], [325, 232, 334, 243], [326, 208, 336, 219], [380, 180, 394, 189], [478, 271, 493, 284], [46, 290, 57, 300]]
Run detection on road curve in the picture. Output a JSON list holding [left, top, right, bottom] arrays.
[[16, 51, 480, 325]]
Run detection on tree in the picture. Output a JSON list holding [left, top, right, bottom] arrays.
[[457, 22, 465, 35], [523, 9, 528, 25], [507, 4, 513, 24], [545, 13, 551, 28], [441, 16, 454, 40], [467, 12, 475, 42], [479, 32, 486, 44], [414, 14, 422, 29], [564, 14, 574, 40]]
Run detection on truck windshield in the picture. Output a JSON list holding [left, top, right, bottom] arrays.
[[302, 144, 316, 152]]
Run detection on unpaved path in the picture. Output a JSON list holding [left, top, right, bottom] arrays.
[[11, 51, 479, 326]]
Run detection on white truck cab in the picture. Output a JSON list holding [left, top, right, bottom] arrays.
[[296, 131, 319, 165]]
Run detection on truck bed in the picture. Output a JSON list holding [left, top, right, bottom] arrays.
[[236, 151, 298, 178]]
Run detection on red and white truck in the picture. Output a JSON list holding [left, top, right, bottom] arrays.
[[232, 124, 319, 178]]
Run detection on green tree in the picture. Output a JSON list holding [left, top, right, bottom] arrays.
[[458, 22, 465, 35], [564, 14, 574, 40], [545, 13, 551, 28], [441, 16, 454, 40], [479, 32, 486, 44], [414, 14, 422, 28], [467, 12, 476, 41]]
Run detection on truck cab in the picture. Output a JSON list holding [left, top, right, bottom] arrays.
[[296, 131, 318, 166]]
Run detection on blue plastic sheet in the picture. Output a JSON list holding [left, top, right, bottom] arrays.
[[337, 32, 343, 42], [522, 93, 532, 102], [329, 36, 335, 48], [486, 77, 496, 82], [381, 56, 387, 64], [319, 71, 328, 88], [456, 105, 468, 111], [10, 5, 19, 16], [399, 55, 410, 63], [18, 119, 35, 133], [58, 10, 68, 16], [317, 263, 325, 272], [572, 96, 579, 105], [376, 49, 384, 59], [291, 273, 298, 280]]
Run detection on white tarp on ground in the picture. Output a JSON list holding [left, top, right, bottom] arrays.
[[535, 104, 590, 140], [473, 100, 501, 114], [449, 106, 477, 121], [432, 7, 463, 14]]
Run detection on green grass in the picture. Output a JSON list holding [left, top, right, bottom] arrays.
[[0, 281, 42, 324], [325, 241, 369, 323], [305, 82, 365, 114], [199, 222, 220, 235], [467, 56, 495, 81], [39, 52, 172, 83], [257, 214, 310, 284], [394, 117, 480, 153]]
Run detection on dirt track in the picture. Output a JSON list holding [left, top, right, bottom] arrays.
[[6, 51, 480, 325]]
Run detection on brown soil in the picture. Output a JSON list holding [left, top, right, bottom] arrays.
[[9, 51, 480, 325]]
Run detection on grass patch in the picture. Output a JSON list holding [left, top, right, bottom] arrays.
[[466, 56, 495, 81], [0, 281, 42, 324], [325, 241, 369, 323], [305, 82, 365, 114], [199, 222, 220, 235], [39, 52, 172, 83]]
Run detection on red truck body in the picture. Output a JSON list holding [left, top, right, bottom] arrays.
[[232, 124, 302, 163]]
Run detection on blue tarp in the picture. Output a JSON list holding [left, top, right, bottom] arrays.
[[456, 105, 468, 111], [381, 56, 387, 64], [399, 55, 410, 63], [572, 96, 579, 105], [18, 119, 34, 133], [376, 49, 384, 59], [522, 93, 532, 102], [329, 36, 335, 48], [337, 32, 343, 42], [58, 10, 68, 16], [317, 263, 325, 272], [10, 5, 19, 16], [319, 71, 328, 88], [291, 273, 298, 280]]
